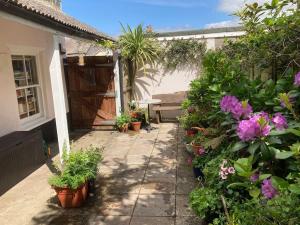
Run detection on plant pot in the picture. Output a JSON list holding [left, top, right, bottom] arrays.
[[131, 121, 142, 132], [193, 167, 204, 179], [82, 182, 88, 201], [186, 129, 197, 137], [192, 143, 202, 155], [54, 184, 85, 208], [118, 124, 129, 133]]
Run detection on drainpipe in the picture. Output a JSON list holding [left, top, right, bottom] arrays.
[[118, 53, 125, 112]]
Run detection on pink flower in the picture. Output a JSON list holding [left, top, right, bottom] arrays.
[[221, 174, 228, 180], [220, 96, 239, 112], [294, 71, 300, 87], [272, 113, 288, 130], [261, 179, 278, 199], [220, 96, 253, 120], [237, 113, 271, 141], [250, 173, 259, 183], [219, 160, 235, 180], [227, 167, 235, 174], [197, 147, 206, 156]]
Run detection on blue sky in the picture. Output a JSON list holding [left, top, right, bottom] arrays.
[[62, 0, 248, 37]]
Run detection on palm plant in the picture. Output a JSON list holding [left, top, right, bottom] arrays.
[[118, 24, 160, 98]]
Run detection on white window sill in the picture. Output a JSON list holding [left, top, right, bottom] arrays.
[[18, 117, 53, 131]]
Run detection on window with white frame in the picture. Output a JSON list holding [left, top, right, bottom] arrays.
[[12, 55, 42, 120]]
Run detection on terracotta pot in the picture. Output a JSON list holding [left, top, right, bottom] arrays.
[[131, 121, 142, 132], [82, 182, 88, 201], [54, 184, 85, 208], [186, 129, 197, 137], [118, 124, 129, 133], [192, 143, 202, 155]]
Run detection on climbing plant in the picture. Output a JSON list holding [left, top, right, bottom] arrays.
[[160, 39, 206, 71]]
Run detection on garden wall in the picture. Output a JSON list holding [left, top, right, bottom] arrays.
[[133, 29, 245, 120]]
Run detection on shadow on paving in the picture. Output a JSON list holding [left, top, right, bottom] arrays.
[[31, 123, 202, 225]]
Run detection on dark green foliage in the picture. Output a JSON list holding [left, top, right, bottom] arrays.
[[231, 192, 300, 225], [189, 187, 222, 220]]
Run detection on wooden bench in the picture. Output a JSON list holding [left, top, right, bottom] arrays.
[[152, 92, 187, 123]]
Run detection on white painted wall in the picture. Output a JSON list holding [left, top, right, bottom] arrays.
[[0, 17, 65, 137], [134, 32, 244, 119]]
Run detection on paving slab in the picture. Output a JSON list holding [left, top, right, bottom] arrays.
[[175, 217, 204, 225], [133, 194, 175, 217], [0, 123, 203, 225], [130, 217, 175, 225], [87, 216, 131, 225], [176, 195, 195, 217]]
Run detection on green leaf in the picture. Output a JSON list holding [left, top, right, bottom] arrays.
[[288, 129, 300, 137], [289, 184, 300, 195], [248, 142, 261, 155], [290, 143, 300, 155], [259, 174, 272, 181], [249, 187, 261, 198], [275, 151, 294, 160], [261, 142, 272, 160], [270, 129, 289, 136], [231, 142, 248, 152], [271, 176, 289, 190], [227, 182, 249, 189], [234, 157, 253, 177], [268, 136, 282, 145]]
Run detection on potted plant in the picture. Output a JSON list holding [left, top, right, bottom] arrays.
[[191, 133, 206, 155], [178, 113, 200, 137], [130, 117, 142, 132], [48, 146, 103, 208], [116, 114, 131, 132], [85, 146, 103, 194], [48, 172, 86, 208]]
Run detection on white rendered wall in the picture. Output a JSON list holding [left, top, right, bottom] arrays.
[[134, 33, 244, 118], [0, 17, 67, 137]]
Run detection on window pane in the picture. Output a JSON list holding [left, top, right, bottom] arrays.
[[25, 56, 38, 85], [16, 89, 28, 119], [12, 56, 27, 88], [26, 87, 39, 116]]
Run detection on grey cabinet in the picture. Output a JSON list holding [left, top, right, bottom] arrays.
[[0, 130, 45, 196]]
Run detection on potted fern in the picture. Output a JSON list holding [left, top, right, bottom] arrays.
[[48, 146, 103, 208]]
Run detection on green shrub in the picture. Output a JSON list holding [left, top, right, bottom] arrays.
[[116, 113, 131, 128], [189, 187, 222, 220], [48, 146, 103, 189], [231, 192, 300, 225]]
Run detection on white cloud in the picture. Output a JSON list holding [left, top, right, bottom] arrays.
[[125, 0, 206, 8], [205, 20, 240, 28], [218, 0, 269, 14]]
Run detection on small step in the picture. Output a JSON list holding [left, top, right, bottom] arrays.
[[95, 120, 116, 126]]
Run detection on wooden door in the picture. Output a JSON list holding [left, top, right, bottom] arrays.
[[65, 56, 116, 129]]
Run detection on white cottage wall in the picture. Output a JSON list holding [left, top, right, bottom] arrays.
[[0, 17, 67, 137]]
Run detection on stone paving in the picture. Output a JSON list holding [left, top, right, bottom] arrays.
[[0, 123, 202, 225]]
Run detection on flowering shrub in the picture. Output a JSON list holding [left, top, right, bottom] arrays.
[[182, 2, 300, 222]]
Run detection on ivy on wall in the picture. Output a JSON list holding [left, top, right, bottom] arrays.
[[160, 39, 206, 71]]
